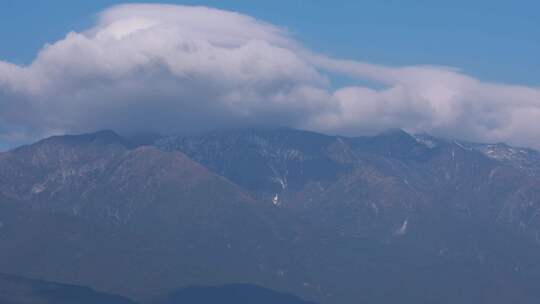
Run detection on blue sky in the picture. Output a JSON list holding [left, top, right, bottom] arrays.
[[1, 0, 539, 86]]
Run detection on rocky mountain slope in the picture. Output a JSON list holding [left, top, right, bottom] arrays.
[[158, 128, 540, 303], [0, 131, 299, 302], [1, 129, 540, 303]]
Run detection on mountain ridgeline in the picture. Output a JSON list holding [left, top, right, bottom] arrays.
[[1, 128, 540, 303], [0, 273, 312, 304], [0, 273, 136, 304]]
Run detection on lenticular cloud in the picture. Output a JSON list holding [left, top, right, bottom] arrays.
[[1, 3, 539, 149]]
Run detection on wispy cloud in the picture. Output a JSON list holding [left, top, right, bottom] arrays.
[[1, 3, 539, 148]]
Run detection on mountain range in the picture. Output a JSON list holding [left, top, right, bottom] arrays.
[[1, 128, 540, 303]]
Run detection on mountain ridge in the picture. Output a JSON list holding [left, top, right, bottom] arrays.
[[2, 128, 540, 304], [0, 273, 317, 304]]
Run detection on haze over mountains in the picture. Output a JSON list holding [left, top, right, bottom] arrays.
[[1, 128, 540, 303]]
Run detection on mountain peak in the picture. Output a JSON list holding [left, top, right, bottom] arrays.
[[378, 128, 410, 136], [375, 128, 416, 142], [34, 130, 129, 148], [350, 128, 424, 158]]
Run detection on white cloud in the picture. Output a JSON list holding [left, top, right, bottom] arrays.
[[305, 55, 540, 147], [1, 3, 539, 149]]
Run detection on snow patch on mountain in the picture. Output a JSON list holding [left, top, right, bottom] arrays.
[[395, 219, 409, 236], [467, 143, 540, 176]]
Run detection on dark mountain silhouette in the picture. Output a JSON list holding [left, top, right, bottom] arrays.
[[0, 273, 136, 304], [0, 274, 316, 304], [164, 284, 317, 304]]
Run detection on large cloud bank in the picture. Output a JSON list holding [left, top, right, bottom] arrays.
[[1, 4, 539, 148]]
